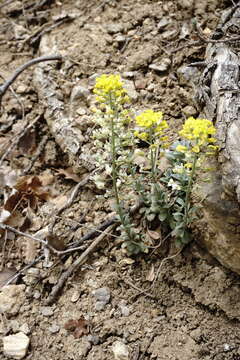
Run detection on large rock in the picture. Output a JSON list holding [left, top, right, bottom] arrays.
[[193, 5, 240, 274], [194, 170, 240, 274]]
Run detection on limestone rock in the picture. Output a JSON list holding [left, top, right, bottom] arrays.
[[0, 285, 26, 315], [112, 341, 129, 360], [194, 172, 240, 274], [3, 332, 30, 359], [192, 6, 240, 275]]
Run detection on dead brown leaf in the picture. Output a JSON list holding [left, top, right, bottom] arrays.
[[47, 234, 65, 251], [56, 167, 81, 183], [147, 229, 161, 240], [64, 317, 89, 338], [0, 175, 53, 232]]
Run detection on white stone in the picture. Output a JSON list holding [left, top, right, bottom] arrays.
[[71, 290, 80, 303], [0, 285, 26, 315], [112, 341, 129, 360], [41, 306, 54, 317], [3, 332, 30, 359], [48, 324, 60, 334], [19, 323, 30, 335]]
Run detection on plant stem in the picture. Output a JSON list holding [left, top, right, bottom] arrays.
[[109, 95, 132, 241], [150, 131, 157, 182], [184, 154, 197, 225]]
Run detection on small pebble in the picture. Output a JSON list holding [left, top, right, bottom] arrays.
[[92, 287, 110, 311], [71, 290, 80, 303], [87, 335, 100, 345], [48, 324, 60, 334], [157, 18, 170, 31], [161, 29, 178, 40], [41, 306, 54, 317], [106, 23, 124, 34], [115, 35, 126, 43], [122, 71, 136, 79], [182, 105, 198, 117], [149, 58, 171, 73], [119, 304, 130, 317]]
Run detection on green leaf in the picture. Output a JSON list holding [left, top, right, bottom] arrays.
[[158, 211, 168, 222], [169, 218, 176, 229], [176, 197, 185, 206], [173, 212, 184, 221], [180, 230, 191, 244]]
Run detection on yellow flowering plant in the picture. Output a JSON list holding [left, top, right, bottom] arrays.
[[167, 117, 218, 244], [134, 109, 169, 181], [91, 74, 219, 250], [92, 74, 146, 254]]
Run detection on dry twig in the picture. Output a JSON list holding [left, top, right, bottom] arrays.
[[4, 255, 44, 286], [0, 55, 62, 105], [46, 224, 115, 305]]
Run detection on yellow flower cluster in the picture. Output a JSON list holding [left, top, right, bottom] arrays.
[[93, 74, 129, 104], [176, 117, 218, 154], [134, 109, 168, 143]]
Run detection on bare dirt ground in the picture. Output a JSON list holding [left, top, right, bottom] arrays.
[[1, 0, 240, 359]]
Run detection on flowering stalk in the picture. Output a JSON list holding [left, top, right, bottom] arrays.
[[176, 117, 218, 241], [93, 74, 137, 245], [134, 109, 168, 181]]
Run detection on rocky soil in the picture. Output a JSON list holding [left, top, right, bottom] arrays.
[[1, 0, 240, 359]]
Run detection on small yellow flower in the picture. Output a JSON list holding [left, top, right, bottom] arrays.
[[179, 117, 217, 147], [185, 162, 193, 169], [135, 109, 164, 129], [134, 131, 148, 141], [191, 145, 200, 153], [134, 109, 168, 147], [93, 74, 129, 104], [176, 145, 188, 153], [208, 145, 218, 151]]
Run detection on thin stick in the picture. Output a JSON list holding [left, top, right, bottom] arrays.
[[0, 0, 15, 9], [45, 225, 115, 305], [4, 255, 44, 286], [0, 224, 61, 255], [0, 55, 62, 103], [0, 223, 113, 257]]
